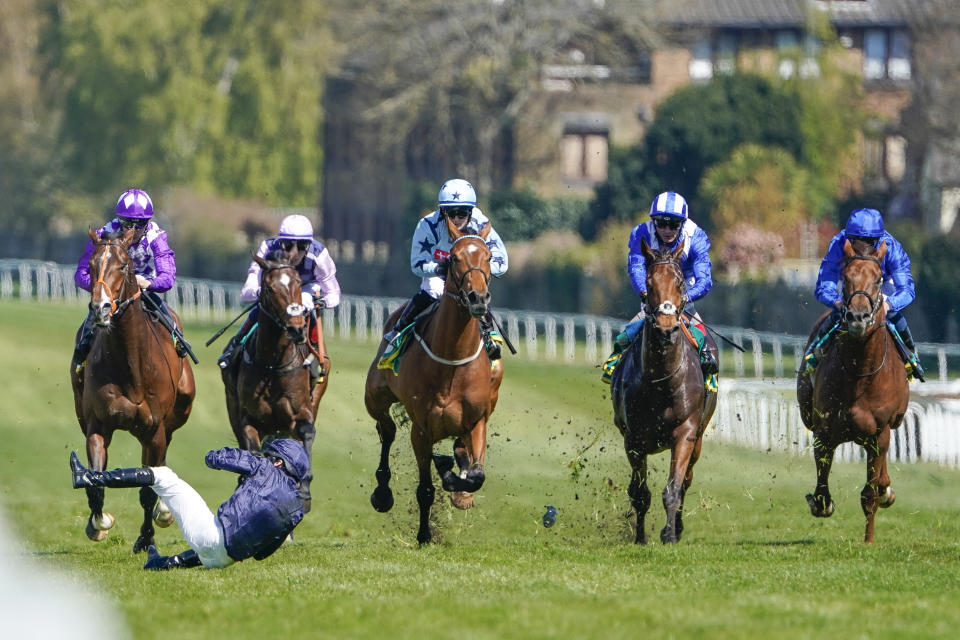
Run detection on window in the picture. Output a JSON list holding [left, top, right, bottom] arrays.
[[862, 133, 907, 186], [864, 29, 911, 81], [776, 30, 820, 78], [561, 115, 610, 183], [689, 41, 713, 82]]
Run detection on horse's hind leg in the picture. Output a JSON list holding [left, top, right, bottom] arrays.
[[294, 418, 316, 513], [412, 429, 437, 545], [370, 414, 397, 513], [83, 431, 114, 541], [626, 448, 650, 545], [861, 428, 893, 543], [806, 433, 836, 518]]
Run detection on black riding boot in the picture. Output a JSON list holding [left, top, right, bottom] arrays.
[[897, 323, 926, 382], [479, 312, 502, 360], [70, 452, 155, 489], [143, 545, 202, 570], [73, 313, 95, 374], [384, 291, 433, 343], [701, 347, 719, 376]]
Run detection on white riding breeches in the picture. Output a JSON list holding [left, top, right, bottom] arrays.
[[150, 467, 235, 569]]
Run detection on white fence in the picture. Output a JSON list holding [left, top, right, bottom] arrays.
[[5, 259, 959, 468]]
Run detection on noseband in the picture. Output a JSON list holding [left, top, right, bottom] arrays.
[[92, 241, 141, 317], [842, 254, 883, 328]]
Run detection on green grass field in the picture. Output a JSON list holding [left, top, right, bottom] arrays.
[[1, 299, 958, 640]]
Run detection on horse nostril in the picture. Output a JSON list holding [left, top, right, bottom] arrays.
[[482, 291, 491, 304], [467, 291, 479, 304]]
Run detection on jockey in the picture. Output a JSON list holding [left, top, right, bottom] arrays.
[[801, 207, 924, 381], [602, 190, 718, 382], [383, 178, 508, 359], [218, 214, 340, 382], [73, 188, 191, 371], [70, 437, 308, 570]]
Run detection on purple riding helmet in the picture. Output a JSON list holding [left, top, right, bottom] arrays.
[[115, 188, 154, 219]]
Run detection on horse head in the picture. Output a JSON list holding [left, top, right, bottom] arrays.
[[444, 216, 492, 319], [641, 238, 687, 347], [87, 227, 140, 327], [841, 238, 887, 338], [254, 253, 308, 343]]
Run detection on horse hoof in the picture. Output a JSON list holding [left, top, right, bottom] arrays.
[[659, 526, 677, 544], [806, 493, 835, 518], [432, 454, 455, 476], [85, 519, 110, 542], [370, 487, 394, 513], [880, 486, 896, 508], [449, 491, 474, 510], [153, 499, 174, 528], [132, 536, 153, 554]]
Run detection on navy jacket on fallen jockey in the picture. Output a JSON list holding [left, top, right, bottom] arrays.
[[627, 217, 713, 304], [205, 441, 307, 561]]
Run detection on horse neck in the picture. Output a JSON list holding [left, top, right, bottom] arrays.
[[424, 294, 481, 359], [836, 321, 888, 375], [254, 310, 299, 365], [101, 300, 153, 374]]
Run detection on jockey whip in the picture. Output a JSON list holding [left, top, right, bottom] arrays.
[[684, 313, 746, 353], [490, 312, 518, 355], [206, 302, 258, 347]]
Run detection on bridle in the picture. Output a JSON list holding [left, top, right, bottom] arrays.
[[643, 255, 690, 383], [841, 254, 884, 330], [257, 264, 308, 342], [443, 235, 491, 309], [91, 240, 141, 318]]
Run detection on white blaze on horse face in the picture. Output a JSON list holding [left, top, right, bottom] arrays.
[[657, 301, 678, 316], [279, 273, 291, 288]]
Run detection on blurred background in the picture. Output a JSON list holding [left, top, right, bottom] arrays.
[[2, 0, 959, 340]]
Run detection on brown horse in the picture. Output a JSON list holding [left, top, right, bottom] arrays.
[[70, 228, 195, 552], [611, 239, 718, 544], [364, 217, 503, 544], [797, 238, 908, 543], [221, 254, 328, 512]]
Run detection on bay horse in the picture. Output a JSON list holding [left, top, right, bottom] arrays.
[[221, 253, 327, 512], [611, 238, 718, 544], [70, 228, 195, 552], [797, 238, 908, 543], [364, 217, 503, 544]]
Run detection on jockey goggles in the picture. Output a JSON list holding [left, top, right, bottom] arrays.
[[443, 206, 472, 220], [653, 216, 682, 230], [118, 217, 149, 230], [280, 239, 311, 252]]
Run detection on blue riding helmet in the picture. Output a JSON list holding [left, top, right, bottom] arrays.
[[649, 191, 688, 220], [845, 208, 884, 239], [263, 438, 309, 481]]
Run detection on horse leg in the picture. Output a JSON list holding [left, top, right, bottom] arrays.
[[625, 447, 650, 545], [132, 430, 169, 553], [661, 425, 697, 544], [294, 419, 316, 513], [861, 428, 892, 543], [448, 420, 487, 510], [806, 434, 836, 518], [84, 431, 114, 541], [675, 436, 704, 542], [412, 430, 436, 545], [370, 415, 397, 513]]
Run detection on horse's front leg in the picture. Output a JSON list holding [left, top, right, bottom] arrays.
[[861, 428, 893, 543], [661, 420, 698, 544], [675, 433, 704, 542], [806, 433, 836, 518], [132, 430, 169, 554], [294, 418, 316, 513], [411, 426, 436, 545], [625, 444, 650, 545], [84, 431, 114, 542], [446, 419, 487, 509], [370, 415, 397, 513]]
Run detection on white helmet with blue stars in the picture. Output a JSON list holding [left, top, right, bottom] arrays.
[[438, 179, 477, 209]]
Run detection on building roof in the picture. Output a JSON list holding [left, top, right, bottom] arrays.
[[656, 0, 928, 30]]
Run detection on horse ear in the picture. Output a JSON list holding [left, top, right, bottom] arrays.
[[445, 214, 462, 240], [843, 238, 855, 258], [875, 239, 887, 261], [120, 226, 137, 248], [479, 221, 492, 240], [253, 254, 269, 270], [670, 238, 685, 262], [641, 237, 655, 262], [88, 227, 99, 243]]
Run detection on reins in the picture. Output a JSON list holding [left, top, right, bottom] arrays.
[[93, 241, 142, 317]]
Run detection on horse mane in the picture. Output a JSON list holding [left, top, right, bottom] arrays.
[[264, 248, 295, 268], [849, 238, 878, 257]]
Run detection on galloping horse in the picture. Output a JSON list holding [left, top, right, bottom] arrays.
[[797, 238, 908, 543], [364, 217, 503, 544], [611, 239, 718, 544], [70, 228, 195, 552], [221, 254, 327, 512]]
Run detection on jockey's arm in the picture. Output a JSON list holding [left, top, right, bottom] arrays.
[[308, 247, 341, 308], [240, 240, 270, 303], [484, 224, 509, 277], [884, 239, 916, 313], [814, 235, 846, 308], [685, 231, 712, 302], [74, 239, 97, 292], [410, 217, 446, 278], [146, 230, 176, 292], [205, 447, 258, 475], [626, 225, 648, 296]]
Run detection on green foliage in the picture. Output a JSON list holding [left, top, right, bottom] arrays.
[[916, 231, 960, 341], [3, 300, 960, 639], [45, 0, 333, 205], [488, 187, 589, 241], [585, 145, 659, 239]]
